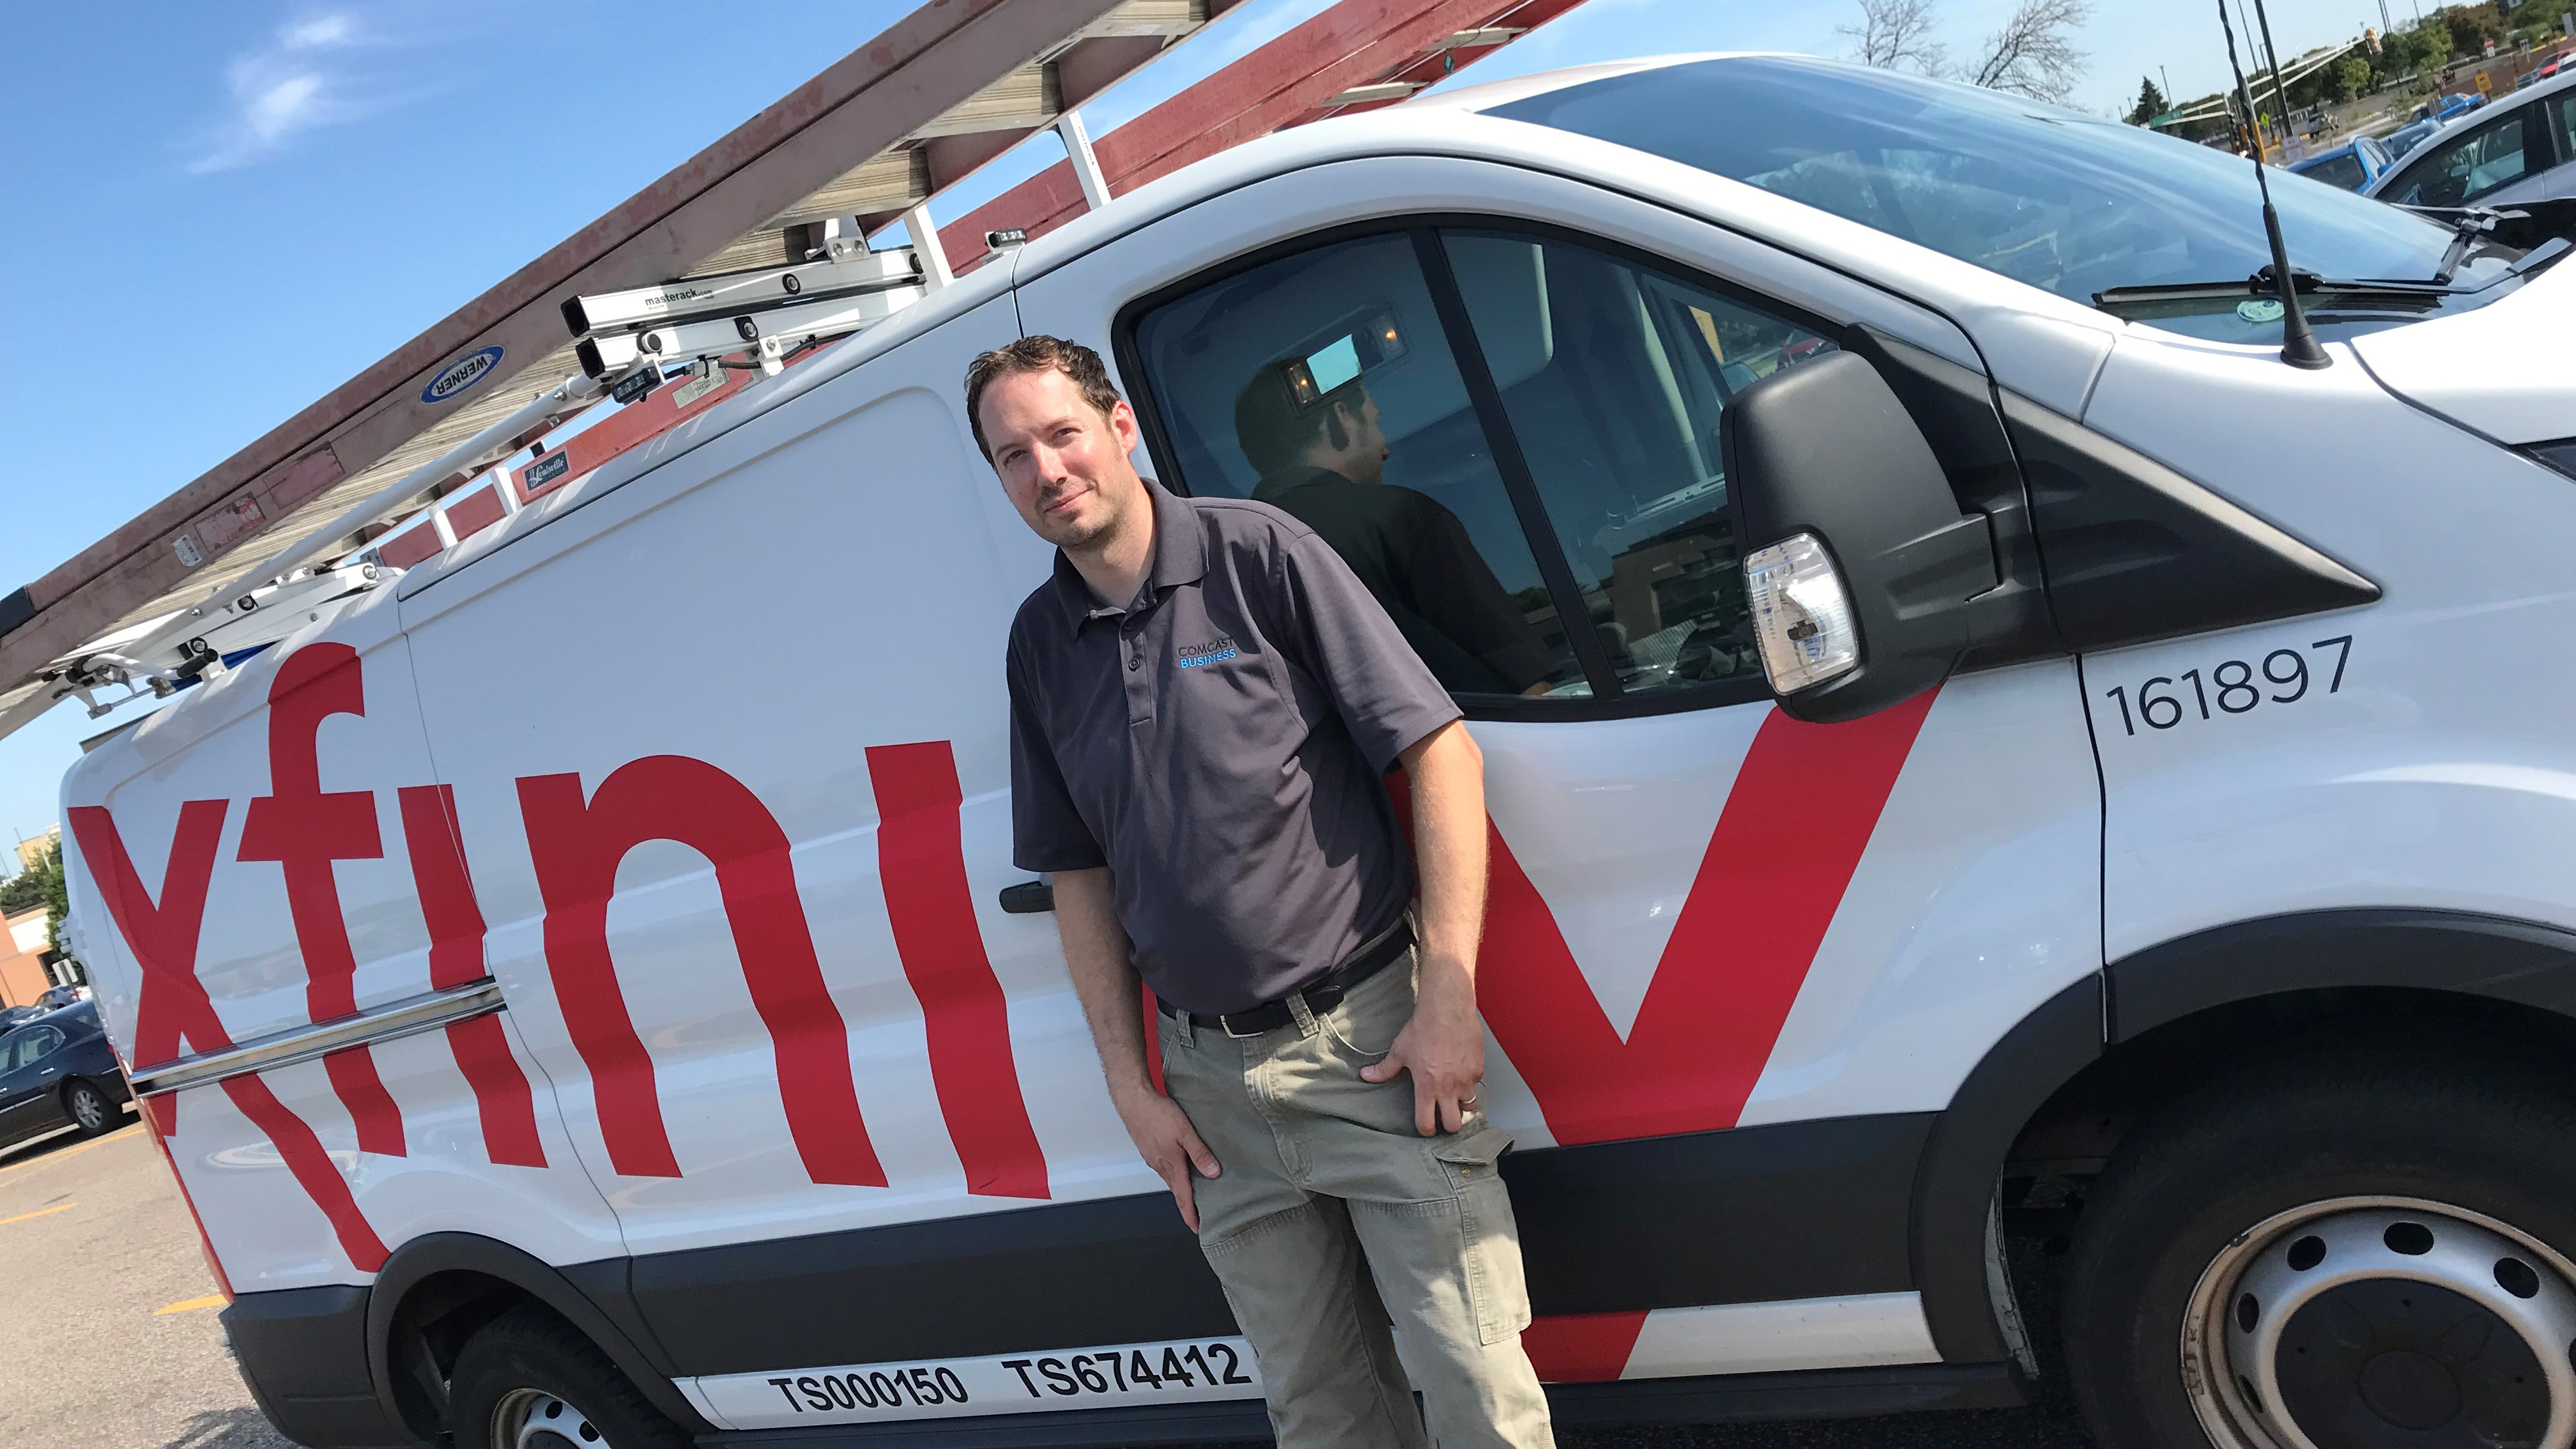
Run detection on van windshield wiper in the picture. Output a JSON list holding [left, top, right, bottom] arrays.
[[2093, 266, 2458, 317]]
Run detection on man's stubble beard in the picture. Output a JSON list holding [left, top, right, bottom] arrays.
[[1041, 474, 1135, 554]]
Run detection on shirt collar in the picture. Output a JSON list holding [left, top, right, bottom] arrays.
[[1047, 478, 1204, 638]]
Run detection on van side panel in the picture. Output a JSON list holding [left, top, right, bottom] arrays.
[[397, 296, 1157, 1261], [61, 588, 620, 1294], [2078, 336, 2576, 964]]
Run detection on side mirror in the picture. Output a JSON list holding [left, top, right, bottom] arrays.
[[1720, 350, 1998, 723]]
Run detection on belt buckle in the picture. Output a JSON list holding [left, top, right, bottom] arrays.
[[1219, 1011, 1266, 1039]]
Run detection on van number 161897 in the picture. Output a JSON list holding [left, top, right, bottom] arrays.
[[2101, 636, 2351, 737]]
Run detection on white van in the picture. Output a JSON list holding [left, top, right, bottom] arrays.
[[61, 54, 2576, 1449]]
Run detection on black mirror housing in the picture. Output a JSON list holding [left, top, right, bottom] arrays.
[[1722, 350, 2000, 723]]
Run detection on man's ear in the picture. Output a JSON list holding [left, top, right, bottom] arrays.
[[1324, 402, 1352, 454], [1109, 398, 1145, 456]]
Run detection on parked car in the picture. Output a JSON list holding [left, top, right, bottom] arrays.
[[2416, 91, 2483, 123], [2382, 114, 2444, 160], [2367, 66, 2576, 209], [0, 1002, 130, 1145], [2287, 132, 2397, 190], [34, 983, 89, 1011], [59, 50, 2575, 1449], [2519, 49, 2575, 89]]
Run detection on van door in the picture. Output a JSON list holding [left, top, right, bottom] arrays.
[[64, 587, 617, 1292], [1018, 156, 2101, 1379]]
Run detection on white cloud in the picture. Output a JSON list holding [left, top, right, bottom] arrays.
[[187, 12, 386, 174]]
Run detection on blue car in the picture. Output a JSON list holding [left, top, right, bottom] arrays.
[[2383, 115, 2442, 161], [2288, 132, 2397, 190], [0, 1002, 131, 1145]]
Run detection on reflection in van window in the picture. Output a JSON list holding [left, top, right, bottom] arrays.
[[1131, 234, 1581, 698], [1445, 231, 1833, 696]]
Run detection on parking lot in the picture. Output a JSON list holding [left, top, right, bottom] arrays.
[[0, 1111, 2095, 1449]]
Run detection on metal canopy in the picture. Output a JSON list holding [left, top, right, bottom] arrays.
[[0, 0, 1230, 733]]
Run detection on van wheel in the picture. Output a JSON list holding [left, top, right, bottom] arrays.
[[2065, 1051, 2576, 1449], [64, 1079, 115, 1136], [450, 1307, 689, 1449]]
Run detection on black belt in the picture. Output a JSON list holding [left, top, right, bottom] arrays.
[[1160, 918, 1414, 1038]]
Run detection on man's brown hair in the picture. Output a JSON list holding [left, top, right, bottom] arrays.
[[963, 335, 1124, 463]]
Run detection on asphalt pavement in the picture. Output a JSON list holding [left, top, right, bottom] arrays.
[[0, 1116, 2097, 1449]]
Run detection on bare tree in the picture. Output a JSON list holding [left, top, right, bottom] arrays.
[[1962, 0, 2093, 102], [1839, 0, 1949, 75]]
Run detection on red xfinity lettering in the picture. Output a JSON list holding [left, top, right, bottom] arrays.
[[866, 742, 1049, 1199], [518, 755, 889, 1186], [398, 783, 548, 1169], [68, 802, 391, 1271], [233, 643, 408, 1156], [1474, 696, 1938, 1144]]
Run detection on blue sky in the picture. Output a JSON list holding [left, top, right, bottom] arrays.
[[0, 0, 2388, 864]]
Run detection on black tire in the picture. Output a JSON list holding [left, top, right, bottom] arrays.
[[450, 1307, 689, 1449], [2064, 1044, 2576, 1449], [63, 1078, 116, 1137]]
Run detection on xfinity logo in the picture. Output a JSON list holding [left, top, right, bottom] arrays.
[[420, 346, 503, 404]]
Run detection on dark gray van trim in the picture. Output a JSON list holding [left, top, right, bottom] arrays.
[[360, 1232, 707, 1438], [2001, 393, 2379, 650], [226, 1284, 415, 1448], [625, 1118, 1931, 1377], [1907, 975, 2102, 1364], [2107, 907, 2576, 1043]]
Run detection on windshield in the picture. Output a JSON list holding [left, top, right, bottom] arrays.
[[1487, 57, 2509, 341]]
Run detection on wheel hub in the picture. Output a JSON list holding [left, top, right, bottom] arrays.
[[71, 1090, 102, 1128], [499, 1390, 609, 1449], [2192, 1202, 2576, 1449]]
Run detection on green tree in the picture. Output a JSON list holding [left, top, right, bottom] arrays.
[[0, 867, 39, 916], [37, 841, 68, 961], [2446, 3, 2504, 59], [2127, 74, 2170, 124]]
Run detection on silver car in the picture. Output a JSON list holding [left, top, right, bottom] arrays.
[[2364, 66, 2576, 208]]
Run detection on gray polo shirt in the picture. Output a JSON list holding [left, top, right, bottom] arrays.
[[1006, 478, 1461, 1016]]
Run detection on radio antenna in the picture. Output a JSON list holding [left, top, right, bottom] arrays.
[[2216, 0, 2331, 369]]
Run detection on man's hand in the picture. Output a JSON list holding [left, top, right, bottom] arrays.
[[1113, 1084, 1221, 1230], [1362, 954, 1486, 1135]]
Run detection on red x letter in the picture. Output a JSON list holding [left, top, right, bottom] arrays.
[[70, 803, 390, 1271]]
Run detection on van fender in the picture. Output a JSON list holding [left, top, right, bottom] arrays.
[[364, 1233, 707, 1437], [1911, 908, 2576, 1363], [2106, 907, 2576, 1041], [1910, 974, 2100, 1363]]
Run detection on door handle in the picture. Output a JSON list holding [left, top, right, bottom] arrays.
[[39, 1067, 57, 1077], [999, 880, 1055, 914]]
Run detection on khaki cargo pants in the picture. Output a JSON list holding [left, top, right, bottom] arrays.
[[1157, 951, 1554, 1449]]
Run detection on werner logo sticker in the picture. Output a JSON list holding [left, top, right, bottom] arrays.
[[421, 346, 503, 404], [1176, 638, 1238, 669]]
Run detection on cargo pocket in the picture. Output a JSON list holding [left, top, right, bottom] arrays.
[[1431, 1131, 1530, 1346], [1430, 1125, 1510, 1193]]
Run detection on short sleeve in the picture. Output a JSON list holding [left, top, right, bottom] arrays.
[[1275, 530, 1464, 772], [1006, 638, 1107, 873]]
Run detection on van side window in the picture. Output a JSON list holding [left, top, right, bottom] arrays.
[[1128, 234, 1587, 700], [1442, 231, 1830, 696]]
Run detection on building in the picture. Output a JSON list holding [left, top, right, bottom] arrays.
[[16, 824, 57, 876], [0, 905, 61, 1007]]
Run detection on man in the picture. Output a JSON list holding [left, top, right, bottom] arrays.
[[1234, 365, 1560, 698], [970, 335, 1552, 1449]]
